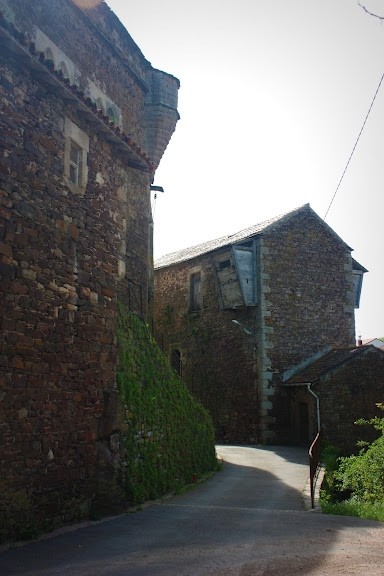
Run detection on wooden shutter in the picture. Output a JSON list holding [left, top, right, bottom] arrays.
[[233, 240, 257, 305]]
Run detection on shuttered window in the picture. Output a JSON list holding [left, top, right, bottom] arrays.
[[189, 271, 201, 311], [233, 240, 257, 305]]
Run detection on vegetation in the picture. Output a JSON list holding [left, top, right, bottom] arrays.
[[320, 405, 384, 521], [117, 305, 218, 504]]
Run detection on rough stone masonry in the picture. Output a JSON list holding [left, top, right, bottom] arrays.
[[0, 0, 179, 537]]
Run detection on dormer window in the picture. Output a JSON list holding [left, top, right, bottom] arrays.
[[59, 61, 69, 79], [96, 97, 104, 113], [44, 47, 54, 66], [107, 107, 115, 123]]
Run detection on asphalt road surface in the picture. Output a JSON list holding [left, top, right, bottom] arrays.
[[1, 445, 383, 575]]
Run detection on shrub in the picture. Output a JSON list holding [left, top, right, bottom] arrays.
[[335, 405, 384, 503], [321, 404, 384, 521]]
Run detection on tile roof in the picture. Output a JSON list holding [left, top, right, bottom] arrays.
[[283, 345, 380, 385]]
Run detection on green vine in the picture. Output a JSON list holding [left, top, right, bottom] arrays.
[[117, 304, 217, 504]]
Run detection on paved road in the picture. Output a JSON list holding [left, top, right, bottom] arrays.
[[1, 445, 383, 575]]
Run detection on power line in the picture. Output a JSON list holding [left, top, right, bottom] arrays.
[[324, 71, 384, 220]]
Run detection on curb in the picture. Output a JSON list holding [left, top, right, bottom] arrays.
[[302, 465, 325, 512]]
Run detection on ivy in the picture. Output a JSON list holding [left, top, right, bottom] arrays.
[[117, 304, 217, 504]]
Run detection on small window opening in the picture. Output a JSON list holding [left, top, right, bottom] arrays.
[[64, 117, 89, 192], [171, 349, 182, 376], [219, 259, 231, 270], [59, 61, 69, 79], [69, 140, 82, 185], [96, 97, 104, 113], [44, 47, 55, 66], [189, 272, 201, 311], [106, 107, 115, 123]]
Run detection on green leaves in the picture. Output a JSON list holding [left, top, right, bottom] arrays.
[[117, 305, 217, 504], [321, 405, 384, 519]]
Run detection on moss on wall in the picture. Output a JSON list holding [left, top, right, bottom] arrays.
[[117, 305, 217, 504]]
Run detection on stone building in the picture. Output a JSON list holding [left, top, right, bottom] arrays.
[[154, 204, 370, 446], [284, 344, 384, 453], [0, 0, 178, 532]]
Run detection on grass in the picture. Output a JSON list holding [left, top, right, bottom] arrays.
[[321, 498, 384, 522]]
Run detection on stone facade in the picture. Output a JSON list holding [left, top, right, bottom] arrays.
[[154, 205, 365, 445], [0, 0, 179, 535], [285, 345, 384, 452]]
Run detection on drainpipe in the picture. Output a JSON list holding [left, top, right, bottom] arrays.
[[307, 384, 320, 432]]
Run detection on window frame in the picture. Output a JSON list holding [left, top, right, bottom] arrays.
[[69, 139, 82, 186], [232, 239, 257, 306], [64, 117, 89, 194]]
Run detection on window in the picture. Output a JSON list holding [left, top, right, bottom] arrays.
[[69, 140, 82, 185], [106, 107, 115, 123], [219, 259, 231, 270], [59, 61, 69, 79], [233, 240, 257, 306], [214, 254, 243, 309], [189, 271, 201, 311], [95, 97, 104, 113], [44, 47, 55, 66], [171, 349, 182, 376], [64, 117, 89, 193]]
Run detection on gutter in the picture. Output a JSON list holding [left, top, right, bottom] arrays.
[[307, 384, 321, 432]]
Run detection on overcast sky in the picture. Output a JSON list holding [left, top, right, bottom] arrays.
[[105, 0, 384, 339]]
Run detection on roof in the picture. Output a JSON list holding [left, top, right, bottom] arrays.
[[353, 259, 368, 273], [155, 203, 352, 270], [283, 345, 383, 385], [362, 338, 384, 349]]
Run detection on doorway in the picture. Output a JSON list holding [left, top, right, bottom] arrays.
[[299, 402, 309, 444]]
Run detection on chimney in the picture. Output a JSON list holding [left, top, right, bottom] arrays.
[[356, 335, 363, 347]]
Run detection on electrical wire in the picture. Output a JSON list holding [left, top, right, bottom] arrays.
[[324, 71, 384, 220]]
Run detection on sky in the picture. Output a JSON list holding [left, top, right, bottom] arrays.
[[105, 0, 384, 339]]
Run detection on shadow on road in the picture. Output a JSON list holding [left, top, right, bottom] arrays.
[[0, 445, 383, 575]]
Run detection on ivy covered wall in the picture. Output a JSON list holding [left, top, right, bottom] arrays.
[[117, 307, 217, 504]]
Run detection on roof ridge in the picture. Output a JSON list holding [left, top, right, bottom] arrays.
[[155, 203, 311, 269]]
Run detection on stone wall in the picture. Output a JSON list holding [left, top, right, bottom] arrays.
[[259, 208, 356, 442], [154, 249, 259, 444], [314, 348, 384, 453], [154, 207, 358, 444], [0, 0, 178, 538]]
